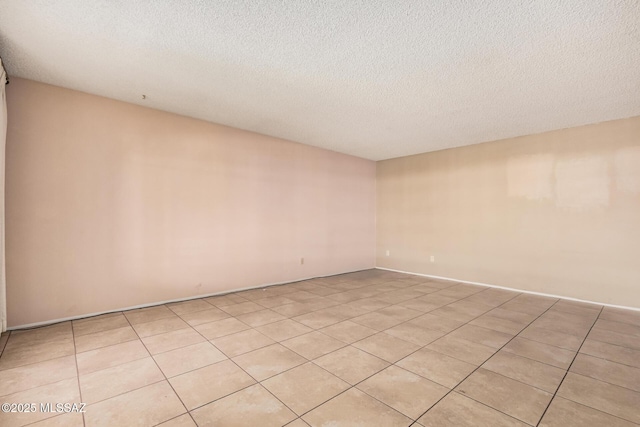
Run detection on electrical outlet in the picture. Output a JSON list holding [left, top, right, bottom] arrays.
[[430, 255, 435, 263], [386, 250, 390, 256]]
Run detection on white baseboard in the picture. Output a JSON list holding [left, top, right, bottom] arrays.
[[8, 267, 372, 331], [376, 267, 640, 312]]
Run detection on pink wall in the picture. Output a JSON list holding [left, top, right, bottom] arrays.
[[5, 78, 376, 327]]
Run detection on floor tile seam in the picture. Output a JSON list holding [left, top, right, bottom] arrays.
[[351, 367, 455, 422], [410, 292, 560, 425], [597, 315, 640, 328], [0, 353, 80, 379], [174, 308, 305, 420], [534, 305, 604, 426], [78, 350, 151, 376], [547, 392, 640, 426], [75, 335, 140, 355], [498, 348, 574, 371], [122, 312, 190, 418], [575, 349, 640, 370], [565, 369, 640, 394], [446, 390, 537, 426], [69, 312, 87, 427], [0, 368, 79, 399], [472, 365, 560, 395], [148, 412, 197, 427], [81, 378, 166, 407]]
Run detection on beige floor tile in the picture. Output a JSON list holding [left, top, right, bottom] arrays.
[[179, 308, 229, 326], [486, 307, 537, 324], [314, 345, 389, 385], [469, 314, 527, 335], [384, 322, 445, 346], [211, 329, 275, 357], [358, 365, 448, 419], [203, 294, 248, 308], [193, 317, 250, 340], [293, 310, 348, 329], [0, 378, 80, 427], [80, 357, 164, 404], [191, 384, 296, 427], [319, 320, 377, 343], [352, 332, 419, 363], [342, 297, 390, 312], [156, 414, 197, 427], [539, 396, 636, 427], [169, 359, 255, 410], [397, 348, 476, 388], [236, 309, 286, 327], [447, 324, 513, 349], [455, 368, 552, 425], [253, 295, 296, 308], [141, 328, 206, 355], [377, 305, 423, 321], [272, 302, 314, 317], [124, 305, 176, 325], [8, 323, 72, 346], [588, 327, 640, 350], [302, 387, 411, 427], [427, 335, 496, 365], [74, 325, 138, 353], [84, 381, 185, 427], [503, 337, 575, 369], [28, 413, 84, 427], [530, 313, 592, 338], [256, 319, 313, 342], [0, 337, 75, 370], [76, 339, 149, 374], [596, 318, 640, 338], [600, 307, 640, 327], [281, 331, 346, 360], [482, 351, 566, 393], [429, 303, 483, 323], [500, 301, 552, 316], [558, 372, 640, 424], [350, 312, 404, 331], [263, 362, 350, 415], [323, 303, 370, 319], [518, 325, 583, 351], [220, 301, 264, 316], [580, 339, 640, 368], [72, 314, 129, 336], [0, 355, 76, 397], [153, 341, 227, 378], [166, 299, 213, 316], [409, 313, 465, 333], [233, 343, 306, 381], [571, 353, 640, 392], [132, 316, 189, 338], [418, 392, 528, 427]]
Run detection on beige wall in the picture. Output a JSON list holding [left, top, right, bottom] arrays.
[[377, 117, 640, 308], [5, 78, 376, 327]]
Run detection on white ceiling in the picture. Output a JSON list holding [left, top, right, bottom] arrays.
[[1, 1, 639, 160]]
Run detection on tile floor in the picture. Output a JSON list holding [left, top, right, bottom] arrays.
[[1, 269, 639, 426]]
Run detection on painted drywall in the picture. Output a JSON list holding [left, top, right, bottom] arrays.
[[377, 116, 640, 308], [5, 78, 376, 327]]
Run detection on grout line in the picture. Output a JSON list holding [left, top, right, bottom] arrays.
[[534, 306, 603, 426], [121, 313, 191, 422], [408, 293, 565, 425], [69, 319, 87, 427]]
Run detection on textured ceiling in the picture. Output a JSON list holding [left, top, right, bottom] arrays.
[[1, 1, 639, 160]]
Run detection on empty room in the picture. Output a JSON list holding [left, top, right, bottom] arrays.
[[0, 1, 639, 426]]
